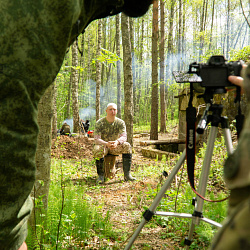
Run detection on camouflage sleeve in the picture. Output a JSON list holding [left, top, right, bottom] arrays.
[[94, 118, 108, 145], [118, 119, 127, 143], [94, 134, 108, 145], [0, 1, 126, 249], [94, 118, 102, 138], [117, 132, 127, 144]]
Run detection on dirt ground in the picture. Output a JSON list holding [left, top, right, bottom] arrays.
[[50, 127, 194, 249], [51, 127, 179, 165]]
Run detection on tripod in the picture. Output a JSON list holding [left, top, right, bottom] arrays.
[[125, 101, 234, 250]]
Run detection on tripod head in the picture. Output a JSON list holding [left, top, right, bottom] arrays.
[[196, 100, 224, 135]]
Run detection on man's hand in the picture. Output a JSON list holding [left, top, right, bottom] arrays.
[[228, 75, 244, 88], [107, 141, 118, 150], [228, 64, 247, 94], [19, 242, 27, 250]]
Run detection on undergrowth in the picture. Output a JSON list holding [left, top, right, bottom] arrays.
[[26, 159, 116, 249], [27, 133, 230, 249]]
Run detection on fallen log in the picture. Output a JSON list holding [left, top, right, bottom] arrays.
[[140, 138, 185, 146]]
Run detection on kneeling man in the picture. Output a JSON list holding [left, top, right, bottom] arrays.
[[93, 103, 136, 183]]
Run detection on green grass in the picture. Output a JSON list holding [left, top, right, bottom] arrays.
[[26, 159, 117, 250], [148, 135, 229, 249]]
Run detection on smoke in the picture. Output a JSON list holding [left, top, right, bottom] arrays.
[[79, 106, 96, 120]]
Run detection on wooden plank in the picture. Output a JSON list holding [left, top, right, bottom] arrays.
[[140, 138, 185, 146], [141, 148, 178, 160]]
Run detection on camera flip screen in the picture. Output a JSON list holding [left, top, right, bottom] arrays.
[[200, 67, 231, 87]]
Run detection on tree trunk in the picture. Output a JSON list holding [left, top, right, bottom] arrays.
[[160, 0, 166, 133], [150, 0, 159, 140], [52, 81, 57, 139], [71, 40, 80, 133], [34, 84, 53, 209], [116, 15, 122, 118], [121, 13, 134, 146], [66, 79, 71, 119], [96, 19, 102, 121], [182, 1, 186, 66], [101, 19, 107, 86], [87, 33, 92, 107], [29, 85, 53, 244], [177, 0, 182, 69], [130, 18, 138, 125], [199, 0, 206, 58], [226, 0, 231, 58], [166, 0, 175, 121], [137, 18, 144, 125], [209, 0, 215, 50]]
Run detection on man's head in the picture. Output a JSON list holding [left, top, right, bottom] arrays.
[[122, 0, 153, 17], [106, 103, 117, 120], [88, 1, 153, 32]]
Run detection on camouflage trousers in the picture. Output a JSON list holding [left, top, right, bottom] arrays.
[[93, 142, 132, 159]]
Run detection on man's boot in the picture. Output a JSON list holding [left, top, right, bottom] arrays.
[[122, 153, 136, 181], [96, 158, 105, 184]]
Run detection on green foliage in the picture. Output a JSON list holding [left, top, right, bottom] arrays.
[[229, 45, 250, 62], [27, 129, 231, 249], [95, 48, 122, 67], [26, 159, 116, 249]]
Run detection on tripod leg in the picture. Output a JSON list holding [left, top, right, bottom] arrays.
[[221, 116, 234, 155], [125, 149, 186, 250], [223, 127, 234, 155], [185, 126, 218, 248]]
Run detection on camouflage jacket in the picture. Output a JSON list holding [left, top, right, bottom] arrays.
[[0, 1, 134, 249], [94, 117, 127, 144]]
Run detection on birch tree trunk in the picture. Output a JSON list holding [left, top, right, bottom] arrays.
[[166, 0, 175, 121], [34, 84, 53, 209], [116, 14, 122, 118], [129, 18, 138, 125], [71, 40, 80, 133], [96, 19, 102, 121], [137, 18, 144, 123], [121, 13, 133, 146], [150, 0, 159, 140], [52, 81, 57, 139], [160, 0, 166, 133], [209, 0, 215, 50], [66, 78, 71, 119], [177, 0, 182, 69], [199, 0, 206, 58], [226, 0, 231, 58]]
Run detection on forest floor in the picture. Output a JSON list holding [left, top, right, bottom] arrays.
[[50, 126, 227, 249]]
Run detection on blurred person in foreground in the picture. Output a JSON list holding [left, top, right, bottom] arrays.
[[211, 63, 250, 249], [93, 103, 136, 183], [0, 1, 153, 249]]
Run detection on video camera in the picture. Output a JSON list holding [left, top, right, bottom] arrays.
[[173, 55, 243, 93]]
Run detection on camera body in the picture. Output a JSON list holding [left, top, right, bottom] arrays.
[[188, 55, 242, 88], [173, 55, 243, 93]]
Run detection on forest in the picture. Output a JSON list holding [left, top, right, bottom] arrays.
[[28, 0, 250, 249], [52, 0, 250, 137]]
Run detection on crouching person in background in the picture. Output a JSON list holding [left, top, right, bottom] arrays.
[[60, 122, 71, 136], [93, 103, 136, 184]]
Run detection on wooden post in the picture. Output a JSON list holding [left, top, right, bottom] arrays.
[[104, 155, 117, 179]]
